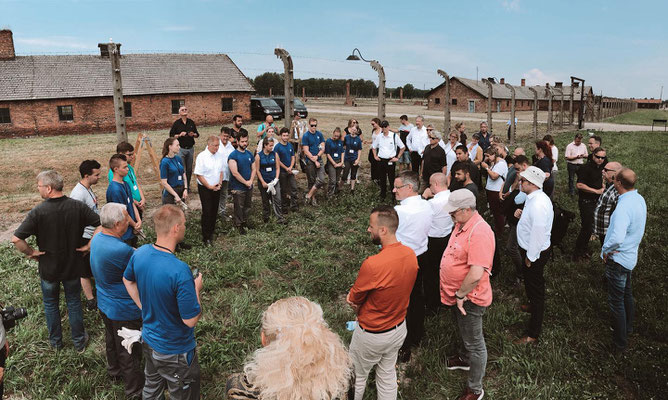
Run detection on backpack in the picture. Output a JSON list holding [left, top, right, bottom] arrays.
[[551, 202, 575, 254]]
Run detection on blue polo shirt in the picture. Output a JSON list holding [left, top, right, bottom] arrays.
[[107, 165, 141, 202], [344, 135, 363, 162], [106, 181, 136, 241], [123, 245, 200, 355], [258, 150, 278, 183], [301, 130, 325, 161], [90, 233, 141, 321], [228, 149, 254, 191], [274, 142, 294, 168], [325, 138, 345, 163], [159, 156, 185, 188]]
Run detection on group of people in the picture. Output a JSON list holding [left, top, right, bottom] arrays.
[[5, 107, 648, 400]]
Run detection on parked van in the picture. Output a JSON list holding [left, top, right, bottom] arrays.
[[272, 96, 308, 119], [250, 97, 283, 121]]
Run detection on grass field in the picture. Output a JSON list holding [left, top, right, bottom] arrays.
[[603, 109, 668, 126], [0, 127, 666, 399]]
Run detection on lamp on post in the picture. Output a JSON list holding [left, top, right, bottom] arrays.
[[346, 48, 385, 119]]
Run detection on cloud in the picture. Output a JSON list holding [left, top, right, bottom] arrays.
[[501, 0, 520, 11], [15, 36, 89, 49], [161, 26, 194, 32], [522, 68, 558, 86]]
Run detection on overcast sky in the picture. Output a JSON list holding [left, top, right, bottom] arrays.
[[2, 0, 666, 98]]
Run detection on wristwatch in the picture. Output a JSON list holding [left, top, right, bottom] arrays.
[[455, 292, 466, 300]]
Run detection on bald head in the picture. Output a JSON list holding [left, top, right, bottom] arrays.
[[603, 161, 622, 183], [513, 147, 525, 157], [616, 168, 637, 192], [430, 173, 448, 193]]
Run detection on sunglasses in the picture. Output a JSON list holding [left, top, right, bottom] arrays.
[[429, 136, 438, 140], [427, 128, 434, 131], [593, 154, 606, 159], [310, 124, 317, 127]]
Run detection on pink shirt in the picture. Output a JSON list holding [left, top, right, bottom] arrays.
[[440, 212, 495, 307], [565, 142, 588, 165]]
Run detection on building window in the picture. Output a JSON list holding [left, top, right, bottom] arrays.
[[435, 98, 441, 105], [124, 102, 132, 118], [58, 105, 74, 121], [452, 99, 458, 106], [221, 98, 233, 112], [0, 108, 10, 124], [506, 101, 510, 107], [171, 99, 185, 115]]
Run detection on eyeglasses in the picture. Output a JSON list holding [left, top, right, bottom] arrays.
[[426, 128, 434, 131], [395, 183, 410, 190], [603, 167, 617, 172], [429, 136, 438, 140], [449, 208, 462, 217], [593, 154, 606, 159]]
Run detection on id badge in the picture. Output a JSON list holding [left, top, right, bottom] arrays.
[[265, 167, 272, 172], [334, 153, 339, 157], [133, 185, 138, 191], [388, 161, 393, 165], [349, 149, 355, 153], [178, 176, 182, 181]]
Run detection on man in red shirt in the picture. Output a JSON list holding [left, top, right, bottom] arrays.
[[441, 189, 495, 400], [347, 205, 418, 400]]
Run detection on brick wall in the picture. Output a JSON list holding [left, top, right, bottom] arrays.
[[0, 30, 15, 60], [0, 92, 251, 137]]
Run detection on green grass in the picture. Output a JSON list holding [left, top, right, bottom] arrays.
[[604, 109, 668, 126], [1, 131, 667, 399]]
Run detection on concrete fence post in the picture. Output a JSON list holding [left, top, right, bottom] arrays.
[[437, 69, 451, 134], [504, 83, 516, 144], [528, 87, 538, 139], [484, 79, 493, 134], [274, 48, 294, 130]]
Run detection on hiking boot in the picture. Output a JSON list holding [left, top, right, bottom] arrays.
[[456, 387, 484, 400], [446, 355, 470, 371], [76, 333, 90, 354]]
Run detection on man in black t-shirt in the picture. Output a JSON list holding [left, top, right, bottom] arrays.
[[573, 147, 607, 262], [448, 145, 480, 191], [169, 106, 200, 190], [230, 114, 249, 142], [12, 170, 100, 351]]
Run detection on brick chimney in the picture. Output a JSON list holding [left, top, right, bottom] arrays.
[[521, 79, 526, 86], [500, 78, 505, 84], [0, 29, 16, 60], [555, 82, 563, 88]]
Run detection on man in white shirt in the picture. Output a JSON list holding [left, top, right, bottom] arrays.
[[70, 159, 102, 310], [372, 120, 405, 200], [194, 136, 224, 245], [393, 171, 433, 361], [406, 115, 429, 176], [217, 127, 236, 219], [564, 132, 588, 196], [514, 166, 554, 344], [481, 146, 508, 237], [423, 173, 453, 316]]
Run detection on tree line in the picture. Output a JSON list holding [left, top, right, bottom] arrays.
[[250, 72, 430, 99]]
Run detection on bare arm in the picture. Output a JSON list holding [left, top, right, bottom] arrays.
[[122, 277, 142, 309], [11, 236, 45, 260]]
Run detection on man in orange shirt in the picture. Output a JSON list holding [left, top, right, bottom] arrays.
[[441, 189, 495, 400], [347, 205, 418, 400]]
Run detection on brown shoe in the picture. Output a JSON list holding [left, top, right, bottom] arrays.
[[519, 304, 532, 313], [456, 387, 484, 400], [513, 336, 538, 345]]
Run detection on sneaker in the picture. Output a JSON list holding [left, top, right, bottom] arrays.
[[76, 333, 90, 354], [86, 298, 97, 311], [446, 355, 470, 371], [457, 387, 484, 400]]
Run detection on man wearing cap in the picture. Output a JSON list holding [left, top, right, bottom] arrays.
[[169, 106, 199, 190], [441, 189, 494, 400], [393, 171, 432, 361], [564, 133, 588, 196], [514, 166, 554, 344], [347, 205, 418, 400], [372, 120, 405, 201]]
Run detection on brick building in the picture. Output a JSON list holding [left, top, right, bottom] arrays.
[[632, 98, 661, 109], [426, 76, 593, 115], [0, 30, 254, 137]]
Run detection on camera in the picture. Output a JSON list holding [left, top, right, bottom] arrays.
[[1, 306, 28, 330]]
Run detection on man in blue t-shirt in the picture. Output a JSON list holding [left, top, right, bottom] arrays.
[[106, 154, 141, 247], [90, 203, 143, 398], [301, 117, 326, 205], [123, 205, 203, 399], [275, 127, 299, 213], [228, 131, 256, 234]]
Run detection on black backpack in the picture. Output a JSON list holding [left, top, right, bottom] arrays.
[[551, 202, 575, 253]]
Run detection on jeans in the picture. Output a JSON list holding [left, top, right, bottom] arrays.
[[349, 322, 406, 400], [217, 181, 229, 216], [142, 342, 200, 400], [198, 184, 220, 241], [231, 189, 252, 228], [178, 147, 195, 190], [342, 160, 359, 181], [378, 159, 396, 200], [605, 259, 634, 350], [403, 252, 427, 350], [520, 248, 549, 338], [305, 159, 325, 190], [326, 162, 343, 196], [425, 235, 450, 312], [575, 197, 597, 257], [100, 311, 144, 397], [258, 179, 284, 222], [567, 163, 581, 195], [279, 169, 299, 212], [40, 278, 86, 349], [451, 302, 487, 394]]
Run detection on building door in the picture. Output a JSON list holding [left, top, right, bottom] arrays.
[[468, 100, 475, 113], [496, 101, 501, 112]]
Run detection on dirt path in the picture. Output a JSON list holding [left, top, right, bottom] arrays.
[[584, 122, 656, 131]]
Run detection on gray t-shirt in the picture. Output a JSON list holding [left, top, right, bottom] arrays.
[[69, 182, 99, 239]]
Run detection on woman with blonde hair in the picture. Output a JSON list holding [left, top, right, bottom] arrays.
[[226, 297, 352, 400]]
